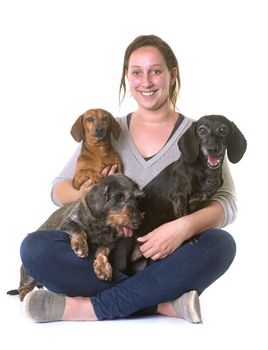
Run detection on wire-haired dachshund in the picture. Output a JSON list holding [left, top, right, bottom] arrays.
[[130, 115, 247, 271], [71, 108, 123, 189], [7, 174, 144, 300]]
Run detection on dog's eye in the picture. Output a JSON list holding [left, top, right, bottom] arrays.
[[197, 126, 208, 136], [219, 124, 229, 135], [114, 193, 124, 202], [102, 115, 109, 122], [86, 116, 94, 123]]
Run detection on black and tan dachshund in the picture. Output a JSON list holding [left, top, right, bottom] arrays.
[[7, 174, 144, 300], [130, 115, 247, 271]]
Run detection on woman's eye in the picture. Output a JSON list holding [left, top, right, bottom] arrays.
[[132, 71, 141, 77], [152, 69, 161, 75]]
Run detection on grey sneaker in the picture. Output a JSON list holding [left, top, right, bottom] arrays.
[[23, 290, 66, 323], [171, 290, 202, 324]]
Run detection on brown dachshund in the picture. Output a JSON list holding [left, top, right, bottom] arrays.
[[71, 108, 123, 189]]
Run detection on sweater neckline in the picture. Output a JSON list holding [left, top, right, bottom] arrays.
[[121, 113, 189, 168], [126, 113, 185, 161]]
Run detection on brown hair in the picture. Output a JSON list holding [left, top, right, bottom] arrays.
[[119, 34, 180, 109]]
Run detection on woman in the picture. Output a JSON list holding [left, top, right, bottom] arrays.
[[21, 34, 236, 323]]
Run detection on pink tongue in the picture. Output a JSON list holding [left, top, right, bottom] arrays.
[[122, 227, 134, 237], [208, 155, 219, 166]]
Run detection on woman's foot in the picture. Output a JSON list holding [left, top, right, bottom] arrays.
[[23, 290, 97, 322], [158, 290, 203, 324]]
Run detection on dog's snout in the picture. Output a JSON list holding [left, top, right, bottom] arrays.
[[132, 218, 141, 228], [94, 125, 105, 137], [131, 212, 143, 228], [206, 145, 219, 154]]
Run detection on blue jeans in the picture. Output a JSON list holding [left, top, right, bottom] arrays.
[[20, 228, 236, 320]]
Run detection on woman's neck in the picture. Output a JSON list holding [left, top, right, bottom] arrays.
[[132, 106, 177, 126], [129, 108, 179, 158]]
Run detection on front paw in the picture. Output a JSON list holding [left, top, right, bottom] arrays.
[[19, 287, 32, 301], [70, 234, 89, 258], [93, 255, 112, 281]]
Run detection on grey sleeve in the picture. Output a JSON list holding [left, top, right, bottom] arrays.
[[50, 144, 82, 205], [211, 158, 237, 228]]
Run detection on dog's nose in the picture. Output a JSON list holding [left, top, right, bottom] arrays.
[[94, 125, 105, 137], [131, 215, 142, 228], [207, 145, 219, 153]]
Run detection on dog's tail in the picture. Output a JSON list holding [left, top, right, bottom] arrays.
[[6, 288, 19, 296]]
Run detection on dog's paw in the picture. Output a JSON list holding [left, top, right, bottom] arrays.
[[70, 234, 89, 258], [19, 287, 33, 301], [93, 255, 112, 281], [130, 244, 143, 261]]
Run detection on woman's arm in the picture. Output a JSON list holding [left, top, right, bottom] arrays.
[[52, 164, 119, 207], [138, 157, 237, 260], [138, 200, 224, 260], [52, 179, 92, 206]]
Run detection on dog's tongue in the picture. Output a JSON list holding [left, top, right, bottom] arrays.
[[208, 155, 220, 167], [122, 226, 134, 237]]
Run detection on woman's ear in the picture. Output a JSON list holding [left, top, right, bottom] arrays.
[[170, 67, 178, 86]]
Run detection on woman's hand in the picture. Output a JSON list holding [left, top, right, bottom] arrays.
[[137, 217, 191, 260], [137, 201, 224, 260]]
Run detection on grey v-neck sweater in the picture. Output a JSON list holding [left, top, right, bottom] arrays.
[[112, 114, 193, 188], [51, 114, 237, 227]]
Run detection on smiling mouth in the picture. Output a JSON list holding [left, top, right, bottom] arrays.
[[140, 91, 155, 97], [207, 155, 223, 169]]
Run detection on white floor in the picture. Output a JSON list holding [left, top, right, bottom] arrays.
[[1, 218, 266, 350]]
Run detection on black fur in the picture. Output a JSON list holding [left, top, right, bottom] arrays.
[[129, 115, 247, 271], [7, 174, 144, 300]]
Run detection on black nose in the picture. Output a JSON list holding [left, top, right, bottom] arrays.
[[131, 215, 142, 228], [206, 145, 219, 153], [94, 125, 105, 137]]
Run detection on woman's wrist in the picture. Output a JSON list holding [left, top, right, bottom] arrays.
[[175, 201, 225, 240]]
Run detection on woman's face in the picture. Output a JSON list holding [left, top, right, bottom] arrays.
[[126, 46, 177, 111]]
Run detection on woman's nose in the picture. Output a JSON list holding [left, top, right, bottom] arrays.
[[141, 72, 152, 87]]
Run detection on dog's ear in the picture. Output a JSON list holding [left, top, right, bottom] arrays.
[[84, 181, 109, 218], [64, 199, 92, 229], [178, 123, 200, 163], [227, 122, 247, 163], [110, 115, 121, 140], [70, 114, 84, 142]]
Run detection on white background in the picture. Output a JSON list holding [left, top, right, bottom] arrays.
[[0, 0, 267, 349]]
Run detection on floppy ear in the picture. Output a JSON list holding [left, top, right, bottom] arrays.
[[227, 122, 247, 163], [64, 198, 92, 229], [178, 123, 199, 163], [110, 115, 121, 140], [84, 181, 109, 218], [70, 114, 84, 142]]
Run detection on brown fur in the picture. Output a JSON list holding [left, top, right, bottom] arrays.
[[71, 108, 123, 189]]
